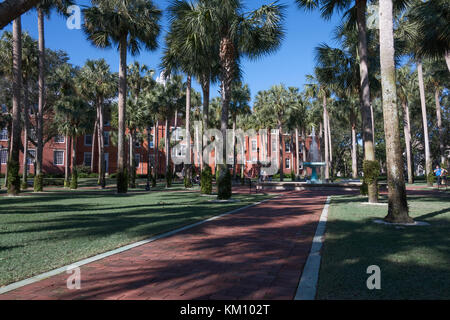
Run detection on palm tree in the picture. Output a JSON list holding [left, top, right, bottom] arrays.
[[408, 0, 450, 72], [83, 0, 162, 193], [177, 0, 285, 198], [78, 59, 116, 187], [397, 65, 415, 184], [296, 0, 397, 202], [7, 17, 22, 196], [34, 0, 73, 192], [379, 0, 411, 223], [286, 89, 306, 179]]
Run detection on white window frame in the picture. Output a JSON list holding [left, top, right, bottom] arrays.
[[53, 150, 64, 166], [54, 135, 65, 144], [285, 158, 291, 169], [134, 154, 140, 168], [285, 141, 291, 153], [0, 148, 8, 164]]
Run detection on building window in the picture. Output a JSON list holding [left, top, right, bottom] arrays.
[[0, 128, 7, 141], [104, 120, 110, 127], [149, 135, 154, 148], [135, 140, 141, 148], [27, 149, 36, 165], [54, 150, 64, 166], [1, 105, 7, 114], [175, 144, 186, 158], [252, 156, 257, 163], [251, 139, 257, 152], [104, 131, 110, 146], [84, 152, 92, 167], [134, 154, 140, 168], [285, 158, 290, 169], [285, 141, 291, 153], [54, 135, 65, 143], [29, 128, 36, 142], [85, 134, 92, 146], [0, 148, 8, 164]]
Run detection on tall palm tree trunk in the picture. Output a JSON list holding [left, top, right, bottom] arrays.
[[351, 114, 358, 179], [278, 124, 284, 181], [129, 132, 136, 188], [21, 82, 30, 188], [117, 33, 128, 193], [64, 135, 70, 184], [71, 135, 77, 189], [379, 0, 411, 223], [147, 126, 152, 186], [323, 96, 329, 181], [417, 60, 432, 186], [434, 87, 445, 165], [200, 75, 210, 171], [164, 118, 170, 187], [327, 109, 333, 177], [97, 97, 105, 188], [295, 128, 300, 178], [91, 116, 98, 173], [185, 75, 192, 184], [35, 8, 45, 192], [357, 0, 377, 203], [232, 117, 237, 179], [402, 101, 414, 184], [8, 16, 22, 196], [155, 120, 159, 181]]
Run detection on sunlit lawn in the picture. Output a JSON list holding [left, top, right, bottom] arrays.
[[0, 187, 272, 287], [317, 192, 450, 299]]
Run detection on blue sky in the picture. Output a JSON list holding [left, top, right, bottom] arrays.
[[3, 0, 342, 104]]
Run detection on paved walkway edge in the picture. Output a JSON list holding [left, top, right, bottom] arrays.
[[294, 195, 331, 300], [0, 195, 279, 295]]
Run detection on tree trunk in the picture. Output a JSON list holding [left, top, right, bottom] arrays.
[[232, 117, 237, 179], [8, 17, 22, 195], [295, 128, 300, 178], [278, 124, 284, 181], [402, 101, 414, 184], [71, 135, 77, 184], [22, 82, 30, 188], [91, 115, 98, 173], [65, 135, 70, 183], [165, 118, 169, 188], [97, 97, 105, 188], [0, 0, 40, 29], [434, 87, 445, 165], [117, 33, 128, 193], [200, 74, 210, 171], [356, 0, 377, 203], [185, 75, 192, 184], [35, 8, 45, 191], [219, 37, 233, 166], [147, 126, 151, 185], [327, 108, 333, 177], [445, 51, 450, 73], [417, 60, 432, 186], [379, 0, 411, 223], [323, 95, 329, 181], [155, 121, 159, 181], [129, 132, 135, 188], [351, 113, 358, 179]]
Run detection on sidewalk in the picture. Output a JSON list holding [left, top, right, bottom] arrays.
[[0, 190, 329, 300]]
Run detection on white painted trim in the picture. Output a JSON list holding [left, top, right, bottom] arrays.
[[0, 195, 279, 295], [294, 196, 331, 300]]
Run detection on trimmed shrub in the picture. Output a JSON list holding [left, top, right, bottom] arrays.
[[427, 172, 436, 185], [34, 174, 43, 192], [21, 180, 28, 190], [70, 169, 78, 190], [290, 170, 295, 181], [217, 165, 232, 200], [201, 165, 213, 194], [7, 160, 20, 195], [64, 179, 70, 188], [116, 169, 128, 193]]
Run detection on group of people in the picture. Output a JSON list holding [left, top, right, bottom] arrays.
[[434, 165, 448, 187]]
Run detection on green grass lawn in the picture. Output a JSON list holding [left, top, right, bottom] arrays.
[[0, 188, 272, 287], [317, 192, 450, 299]]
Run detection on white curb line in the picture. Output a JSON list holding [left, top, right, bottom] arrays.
[[294, 196, 331, 300], [0, 195, 279, 295]]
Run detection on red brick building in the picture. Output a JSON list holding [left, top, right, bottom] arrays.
[[0, 120, 316, 178]]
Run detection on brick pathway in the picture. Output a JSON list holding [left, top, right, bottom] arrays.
[[0, 190, 330, 300]]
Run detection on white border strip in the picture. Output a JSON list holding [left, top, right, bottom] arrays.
[[294, 196, 331, 300], [0, 195, 279, 295]]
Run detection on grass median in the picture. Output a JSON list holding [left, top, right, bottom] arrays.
[[317, 191, 450, 299]]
